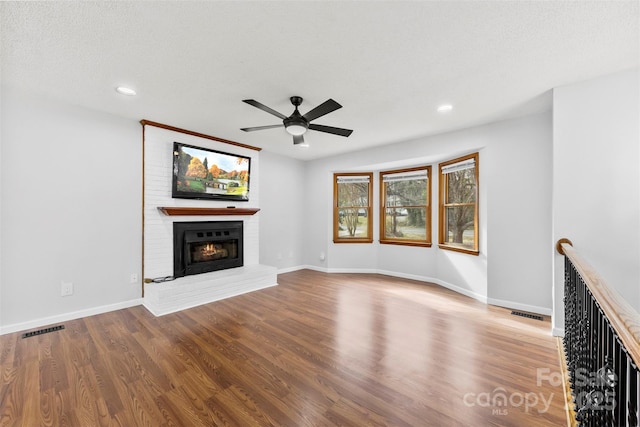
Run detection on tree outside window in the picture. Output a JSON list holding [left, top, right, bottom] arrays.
[[439, 153, 479, 255], [333, 173, 373, 243], [380, 166, 431, 247]]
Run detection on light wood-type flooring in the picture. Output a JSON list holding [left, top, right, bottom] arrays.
[[0, 270, 567, 426]]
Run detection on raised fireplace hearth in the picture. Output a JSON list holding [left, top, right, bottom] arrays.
[[173, 221, 243, 278]]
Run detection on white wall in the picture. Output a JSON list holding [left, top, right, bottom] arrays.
[[484, 115, 553, 311], [552, 68, 640, 333], [0, 87, 143, 333], [304, 112, 553, 314], [258, 150, 305, 272]]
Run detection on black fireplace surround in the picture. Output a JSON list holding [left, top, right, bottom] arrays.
[[173, 221, 243, 278]]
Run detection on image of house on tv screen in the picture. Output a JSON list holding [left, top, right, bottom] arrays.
[[173, 142, 250, 201]]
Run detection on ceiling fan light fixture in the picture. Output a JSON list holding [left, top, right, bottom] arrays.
[[285, 123, 307, 136]]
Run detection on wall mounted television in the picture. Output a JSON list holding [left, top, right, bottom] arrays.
[[172, 141, 251, 202]]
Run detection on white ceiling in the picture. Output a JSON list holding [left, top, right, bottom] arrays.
[[2, 1, 638, 161]]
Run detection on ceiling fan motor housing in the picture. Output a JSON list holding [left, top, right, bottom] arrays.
[[283, 96, 308, 133]]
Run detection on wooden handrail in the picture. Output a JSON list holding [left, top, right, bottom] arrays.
[[557, 239, 640, 367]]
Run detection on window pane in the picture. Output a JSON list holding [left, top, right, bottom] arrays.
[[384, 207, 426, 240], [337, 208, 370, 238], [334, 172, 373, 243], [385, 179, 427, 206], [444, 205, 475, 248], [446, 168, 476, 204], [337, 182, 370, 207]]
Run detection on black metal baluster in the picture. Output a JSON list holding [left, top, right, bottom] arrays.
[[577, 270, 587, 424], [629, 360, 638, 427], [616, 344, 627, 426]]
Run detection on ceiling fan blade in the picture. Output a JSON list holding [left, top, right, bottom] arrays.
[[308, 123, 353, 137], [240, 124, 284, 132], [293, 134, 305, 145], [302, 99, 342, 122], [242, 99, 287, 120]]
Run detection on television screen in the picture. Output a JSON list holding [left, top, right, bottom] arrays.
[[172, 142, 251, 202]]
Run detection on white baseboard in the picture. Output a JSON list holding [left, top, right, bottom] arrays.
[[297, 264, 329, 273], [283, 267, 554, 319], [377, 269, 489, 305], [276, 265, 308, 274], [0, 298, 144, 336], [281, 266, 490, 306], [432, 279, 490, 304], [284, 265, 379, 275], [257, 264, 320, 275], [327, 267, 379, 274], [552, 328, 565, 337], [487, 297, 553, 316]]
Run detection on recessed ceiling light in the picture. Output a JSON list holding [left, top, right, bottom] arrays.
[[298, 143, 310, 148], [116, 86, 137, 96], [437, 104, 453, 113]]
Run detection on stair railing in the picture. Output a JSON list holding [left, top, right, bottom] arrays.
[[557, 238, 640, 426]]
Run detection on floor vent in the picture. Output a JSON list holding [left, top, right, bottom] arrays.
[[21, 325, 65, 339], [511, 311, 543, 321]]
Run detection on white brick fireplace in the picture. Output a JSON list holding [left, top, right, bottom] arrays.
[[142, 122, 277, 315]]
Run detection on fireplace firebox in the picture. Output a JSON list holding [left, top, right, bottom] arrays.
[[173, 221, 243, 278]]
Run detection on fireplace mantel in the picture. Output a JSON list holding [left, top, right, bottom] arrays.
[[158, 207, 260, 216]]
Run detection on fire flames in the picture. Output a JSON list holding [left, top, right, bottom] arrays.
[[201, 244, 220, 257]]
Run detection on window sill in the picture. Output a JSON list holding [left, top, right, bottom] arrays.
[[380, 240, 432, 248], [438, 244, 479, 256], [333, 239, 373, 244]]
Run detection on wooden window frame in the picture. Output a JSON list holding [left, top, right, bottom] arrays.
[[379, 166, 431, 247], [438, 152, 479, 255], [333, 172, 374, 244]]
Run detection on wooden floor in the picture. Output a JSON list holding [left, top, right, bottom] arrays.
[[0, 270, 566, 426]]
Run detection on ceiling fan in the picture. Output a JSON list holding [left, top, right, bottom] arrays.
[[241, 96, 353, 145]]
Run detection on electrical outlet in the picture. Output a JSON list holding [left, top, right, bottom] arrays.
[[130, 273, 139, 284], [61, 281, 73, 297]]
